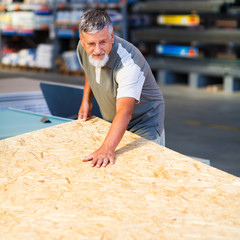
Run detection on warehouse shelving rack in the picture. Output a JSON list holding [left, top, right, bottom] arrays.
[[0, 0, 128, 73], [132, 28, 240, 44], [130, 0, 240, 92], [0, 1, 54, 69], [131, 0, 236, 13]]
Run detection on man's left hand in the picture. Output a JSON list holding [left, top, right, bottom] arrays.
[[82, 145, 115, 168]]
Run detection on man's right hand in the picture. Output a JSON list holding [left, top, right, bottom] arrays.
[[78, 101, 92, 121]]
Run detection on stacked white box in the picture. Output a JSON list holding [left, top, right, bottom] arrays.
[[62, 50, 82, 71], [1, 49, 36, 67], [35, 44, 53, 69], [34, 15, 53, 29], [18, 49, 36, 67], [11, 11, 35, 30]]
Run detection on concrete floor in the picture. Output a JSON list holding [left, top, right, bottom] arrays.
[[0, 71, 240, 177], [161, 84, 240, 177]]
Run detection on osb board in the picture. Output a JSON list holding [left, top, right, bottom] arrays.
[[0, 117, 240, 240]]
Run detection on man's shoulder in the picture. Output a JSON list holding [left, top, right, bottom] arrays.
[[114, 36, 145, 67], [115, 36, 136, 51]]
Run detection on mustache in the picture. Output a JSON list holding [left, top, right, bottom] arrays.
[[91, 52, 106, 56]]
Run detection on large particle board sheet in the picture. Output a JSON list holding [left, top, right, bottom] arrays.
[[0, 117, 240, 240]]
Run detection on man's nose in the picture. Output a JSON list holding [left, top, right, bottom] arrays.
[[94, 44, 102, 54]]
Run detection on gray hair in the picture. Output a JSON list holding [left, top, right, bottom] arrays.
[[79, 9, 113, 37]]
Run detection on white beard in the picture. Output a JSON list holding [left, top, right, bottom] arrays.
[[88, 52, 109, 68]]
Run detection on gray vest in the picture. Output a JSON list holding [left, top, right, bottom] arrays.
[[77, 36, 165, 140]]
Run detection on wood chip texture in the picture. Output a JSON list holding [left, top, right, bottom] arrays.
[[0, 117, 240, 240]]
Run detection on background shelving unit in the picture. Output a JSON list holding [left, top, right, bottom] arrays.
[[0, 1, 54, 69], [129, 0, 240, 92], [0, 0, 129, 75], [1, 0, 240, 93]]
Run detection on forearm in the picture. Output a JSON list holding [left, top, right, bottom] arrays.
[[101, 108, 132, 151], [82, 76, 94, 104], [78, 76, 94, 120]]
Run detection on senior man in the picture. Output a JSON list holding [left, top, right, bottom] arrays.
[[77, 9, 165, 168]]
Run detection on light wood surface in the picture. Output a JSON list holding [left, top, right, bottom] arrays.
[[1, 117, 240, 240]]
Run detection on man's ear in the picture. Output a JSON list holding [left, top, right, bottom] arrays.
[[79, 34, 84, 46], [111, 30, 114, 44]]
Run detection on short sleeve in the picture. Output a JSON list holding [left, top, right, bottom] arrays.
[[116, 64, 145, 103]]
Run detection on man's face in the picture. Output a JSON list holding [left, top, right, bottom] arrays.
[[80, 26, 114, 64]]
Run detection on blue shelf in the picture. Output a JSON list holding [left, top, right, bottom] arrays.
[[2, 30, 34, 36]]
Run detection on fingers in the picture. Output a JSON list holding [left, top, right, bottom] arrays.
[[102, 157, 110, 167], [93, 157, 112, 168], [82, 155, 93, 162], [91, 158, 113, 168], [78, 112, 88, 121], [91, 158, 104, 168], [109, 156, 115, 165], [82, 153, 115, 168], [78, 102, 92, 121], [78, 111, 92, 121]]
